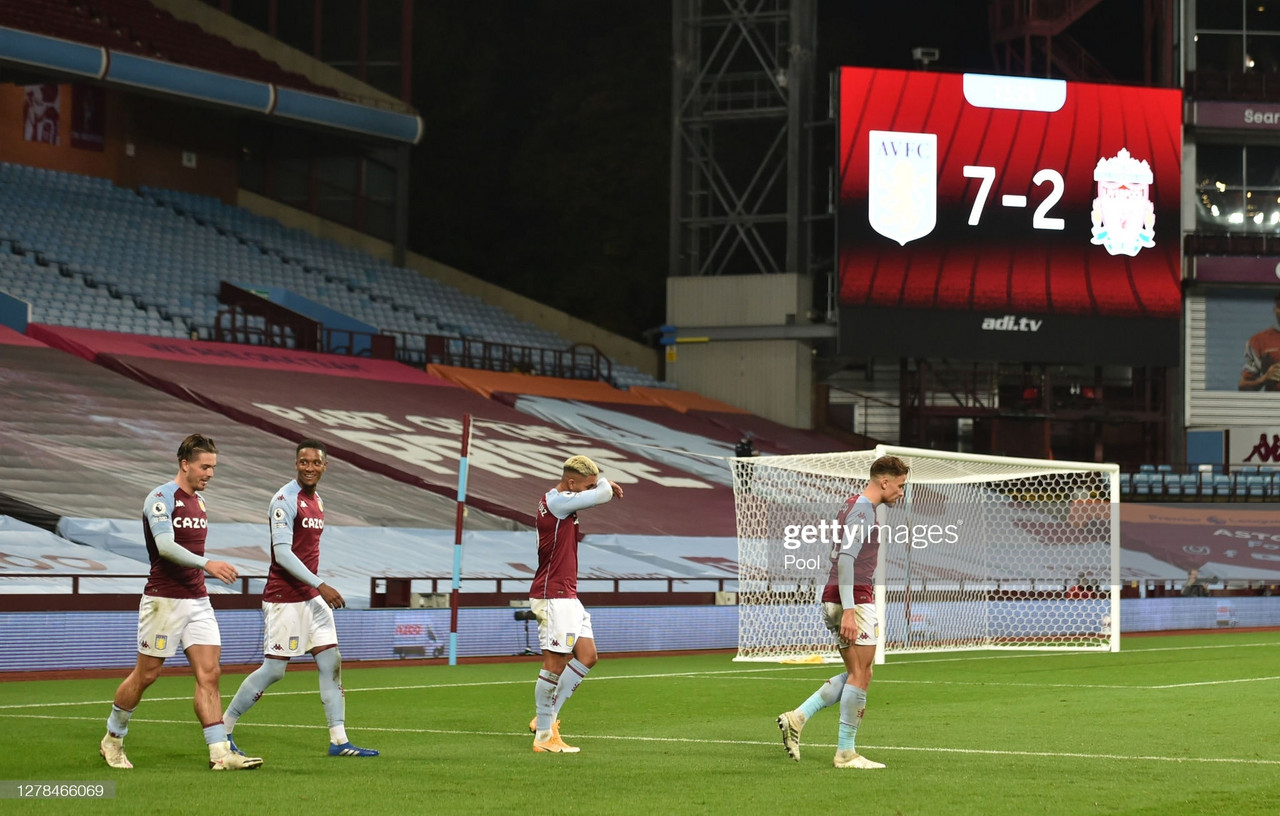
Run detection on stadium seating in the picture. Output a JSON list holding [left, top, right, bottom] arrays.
[[0, 162, 661, 387], [1119, 463, 1280, 501]]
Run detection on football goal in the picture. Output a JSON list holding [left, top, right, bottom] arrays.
[[731, 445, 1118, 663]]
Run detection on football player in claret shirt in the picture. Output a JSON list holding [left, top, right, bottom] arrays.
[[528, 454, 624, 753], [775, 455, 909, 770], [100, 434, 263, 771], [1238, 292, 1280, 391], [222, 440, 379, 758]]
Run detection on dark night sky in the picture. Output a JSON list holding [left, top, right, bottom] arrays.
[[407, 2, 1149, 343]]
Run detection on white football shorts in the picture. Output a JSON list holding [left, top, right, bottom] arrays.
[[530, 597, 593, 654], [262, 597, 338, 657], [822, 601, 879, 649], [137, 595, 220, 657]]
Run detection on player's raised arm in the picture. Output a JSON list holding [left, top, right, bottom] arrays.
[[546, 475, 616, 518]]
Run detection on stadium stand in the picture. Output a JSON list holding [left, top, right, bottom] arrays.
[[0, 0, 334, 96], [20, 323, 740, 535], [1117, 463, 1280, 501], [0, 160, 660, 386], [0, 324, 517, 530]]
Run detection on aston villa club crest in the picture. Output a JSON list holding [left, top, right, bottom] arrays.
[[868, 130, 937, 245], [288, 636, 300, 652], [1090, 148, 1156, 256]]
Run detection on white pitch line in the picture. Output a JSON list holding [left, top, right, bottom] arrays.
[[684, 675, 1145, 689], [0, 665, 818, 711], [686, 674, 1280, 690], [4, 712, 1277, 767], [1146, 674, 1280, 689], [886, 639, 1280, 666], [7, 649, 1280, 712]]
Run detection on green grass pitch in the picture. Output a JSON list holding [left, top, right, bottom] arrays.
[[3, 631, 1279, 815]]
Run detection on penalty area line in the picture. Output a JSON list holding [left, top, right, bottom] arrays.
[[3, 712, 1278, 766]]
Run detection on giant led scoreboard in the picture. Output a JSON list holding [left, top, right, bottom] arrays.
[[837, 67, 1183, 364]]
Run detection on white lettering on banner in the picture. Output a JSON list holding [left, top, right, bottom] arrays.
[[468, 439, 569, 479], [254, 404, 414, 431], [478, 418, 580, 444], [403, 415, 464, 435], [1244, 108, 1280, 125], [1212, 529, 1280, 543], [574, 448, 711, 489], [269, 405, 715, 489], [255, 403, 305, 422], [328, 430, 457, 475]]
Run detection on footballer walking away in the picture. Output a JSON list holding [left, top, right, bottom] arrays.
[[100, 434, 263, 771], [528, 455, 624, 753], [222, 439, 378, 757], [775, 455, 909, 769]]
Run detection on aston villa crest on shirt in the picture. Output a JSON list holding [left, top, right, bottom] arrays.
[[867, 130, 937, 246], [1089, 148, 1155, 257]]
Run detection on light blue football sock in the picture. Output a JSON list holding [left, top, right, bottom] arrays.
[[797, 672, 848, 719], [534, 670, 559, 732], [106, 704, 132, 738], [202, 722, 227, 746], [314, 648, 346, 741], [551, 659, 591, 718], [837, 685, 867, 751], [223, 657, 287, 732]]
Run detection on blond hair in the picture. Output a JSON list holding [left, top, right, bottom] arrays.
[[869, 455, 909, 479], [562, 455, 600, 477]]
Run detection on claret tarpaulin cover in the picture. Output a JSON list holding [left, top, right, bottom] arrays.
[[25, 325, 737, 536]]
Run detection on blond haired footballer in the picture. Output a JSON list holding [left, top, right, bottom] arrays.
[[100, 434, 262, 771], [776, 455, 909, 769], [528, 455, 624, 753]]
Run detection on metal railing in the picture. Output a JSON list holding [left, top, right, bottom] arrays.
[[371, 575, 735, 597], [0, 573, 268, 593], [385, 332, 614, 382]]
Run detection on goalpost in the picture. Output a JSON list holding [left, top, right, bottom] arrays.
[[731, 445, 1119, 663]]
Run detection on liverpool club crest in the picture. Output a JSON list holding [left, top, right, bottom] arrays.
[[1089, 148, 1155, 256], [868, 130, 937, 245]]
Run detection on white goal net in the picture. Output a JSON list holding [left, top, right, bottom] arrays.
[[731, 445, 1118, 663]]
